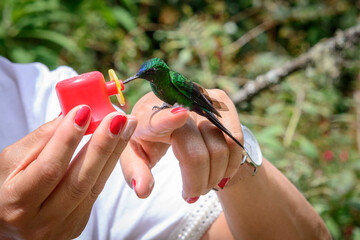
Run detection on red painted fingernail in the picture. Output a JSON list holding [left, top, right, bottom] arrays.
[[132, 179, 136, 190], [58, 112, 63, 117], [185, 196, 199, 204], [109, 115, 127, 136], [171, 107, 187, 114], [74, 106, 91, 128], [218, 177, 230, 189]]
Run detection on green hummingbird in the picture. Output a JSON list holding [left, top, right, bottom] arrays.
[[123, 58, 245, 150]]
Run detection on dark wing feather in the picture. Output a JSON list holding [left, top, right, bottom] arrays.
[[193, 82, 229, 111], [170, 71, 221, 117]]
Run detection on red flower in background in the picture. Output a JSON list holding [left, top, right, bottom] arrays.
[[323, 150, 334, 162]]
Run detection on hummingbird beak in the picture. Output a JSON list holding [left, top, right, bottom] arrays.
[[123, 75, 139, 84]]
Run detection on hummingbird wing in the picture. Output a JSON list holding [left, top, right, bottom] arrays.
[[193, 82, 229, 111], [169, 71, 221, 117], [169, 71, 245, 150], [170, 71, 245, 149]]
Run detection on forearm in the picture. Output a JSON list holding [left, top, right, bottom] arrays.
[[216, 158, 331, 240]]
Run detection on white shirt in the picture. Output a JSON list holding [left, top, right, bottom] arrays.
[[0, 57, 222, 240]]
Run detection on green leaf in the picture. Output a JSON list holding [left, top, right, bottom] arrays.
[[330, 170, 356, 197], [178, 48, 192, 64], [256, 125, 285, 154], [324, 216, 341, 239], [112, 7, 136, 31], [9, 47, 35, 63], [16, 29, 80, 55], [352, 227, 360, 240], [298, 137, 318, 159], [259, 124, 284, 137]]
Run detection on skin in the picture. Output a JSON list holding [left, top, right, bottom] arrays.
[[120, 90, 331, 240], [0, 106, 137, 239]]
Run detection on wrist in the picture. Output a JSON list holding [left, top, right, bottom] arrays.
[[225, 159, 262, 188]]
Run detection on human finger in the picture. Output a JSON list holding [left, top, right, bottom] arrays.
[[171, 117, 210, 203], [0, 117, 61, 183], [131, 92, 190, 144], [198, 120, 230, 189], [120, 139, 168, 198], [12, 105, 91, 206], [121, 92, 191, 196], [205, 89, 244, 179], [41, 112, 131, 216], [68, 116, 137, 215]]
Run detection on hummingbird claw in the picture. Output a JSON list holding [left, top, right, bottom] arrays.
[[152, 102, 172, 111], [152, 105, 171, 111], [152, 106, 160, 111]]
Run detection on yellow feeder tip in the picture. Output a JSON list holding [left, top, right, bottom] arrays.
[[108, 69, 125, 106]]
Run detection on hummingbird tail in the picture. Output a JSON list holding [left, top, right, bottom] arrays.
[[201, 109, 245, 150]]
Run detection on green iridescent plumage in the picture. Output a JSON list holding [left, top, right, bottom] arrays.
[[123, 58, 245, 150]]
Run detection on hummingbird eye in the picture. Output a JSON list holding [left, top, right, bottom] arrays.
[[146, 67, 156, 74]]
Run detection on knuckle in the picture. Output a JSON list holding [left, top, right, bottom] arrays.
[[35, 122, 54, 137], [209, 144, 229, 161], [31, 220, 57, 240], [68, 177, 91, 200], [30, 122, 57, 146], [39, 162, 63, 186], [92, 142, 114, 158], [184, 149, 209, 167], [211, 89, 227, 99], [62, 134, 82, 150], [0, 145, 13, 160], [89, 182, 105, 201], [0, 206, 27, 229], [0, 146, 15, 173]]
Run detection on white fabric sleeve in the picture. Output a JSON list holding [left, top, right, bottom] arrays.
[[0, 56, 77, 150]]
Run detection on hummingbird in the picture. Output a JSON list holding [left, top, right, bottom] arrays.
[[123, 58, 245, 151]]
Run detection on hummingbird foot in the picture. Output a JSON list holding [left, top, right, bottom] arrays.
[[152, 102, 172, 111]]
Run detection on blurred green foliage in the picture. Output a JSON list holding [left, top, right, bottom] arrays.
[[1, 0, 360, 239]]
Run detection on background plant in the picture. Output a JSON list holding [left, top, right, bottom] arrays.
[[1, 0, 359, 239]]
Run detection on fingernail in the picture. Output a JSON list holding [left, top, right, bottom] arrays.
[[171, 107, 187, 114], [185, 196, 199, 204], [74, 106, 91, 128], [58, 112, 63, 117], [131, 179, 139, 197], [218, 177, 230, 189], [121, 116, 137, 140], [132, 179, 136, 190], [109, 115, 127, 136]]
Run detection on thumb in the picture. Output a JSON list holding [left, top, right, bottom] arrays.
[[130, 92, 190, 144], [133, 106, 190, 144]]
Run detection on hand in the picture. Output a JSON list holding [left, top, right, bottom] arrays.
[[0, 106, 137, 239], [120, 90, 244, 203]]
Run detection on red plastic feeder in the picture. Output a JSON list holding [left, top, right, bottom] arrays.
[[56, 71, 124, 135]]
